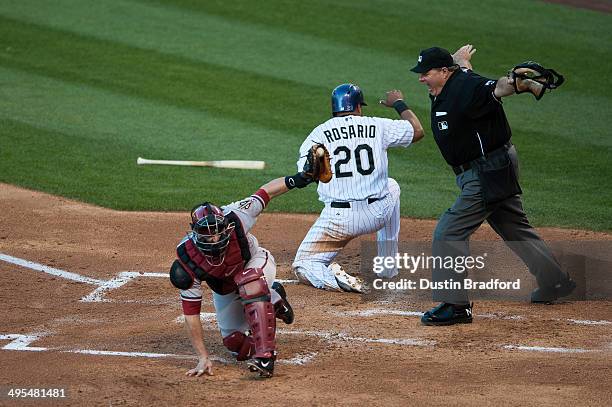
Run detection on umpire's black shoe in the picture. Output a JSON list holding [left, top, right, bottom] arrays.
[[272, 281, 294, 324], [247, 355, 275, 378], [421, 302, 473, 326], [531, 277, 576, 303]]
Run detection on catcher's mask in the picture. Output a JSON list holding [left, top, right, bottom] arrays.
[[190, 202, 235, 264], [510, 61, 565, 100], [331, 83, 367, 115]]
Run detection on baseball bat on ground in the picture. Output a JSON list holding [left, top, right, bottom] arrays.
[[136, 157, 265, 170]]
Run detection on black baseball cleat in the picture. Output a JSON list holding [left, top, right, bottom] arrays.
[[272, 281, 294, 324], [421, 302, 473, 326], [531, 277, 576, 303], [247, 355, 275, 378]]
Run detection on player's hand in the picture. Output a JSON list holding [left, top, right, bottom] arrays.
[[186, 356, 214, 377], [379, 90, 404, 107], [452, 44, 476, 67]]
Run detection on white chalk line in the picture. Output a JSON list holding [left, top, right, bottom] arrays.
[[3, 333, 606, 356], [0, 333, 315, 365], [174, 313, 435, 347], [0, 333, 48, 352], [503, 345, 593, 354], [0, 252, 105, 285], [340, 309, 424, 317], [339, 308, 610, 326], [565, 319, 611, 326], [277, 329, 436, 347], [0, 252, 299, 303], [3, 254, 609, 356]]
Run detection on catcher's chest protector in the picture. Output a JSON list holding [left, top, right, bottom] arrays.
[[178, 213, 252, 288]]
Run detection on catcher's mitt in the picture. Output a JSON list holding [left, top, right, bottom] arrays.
[[303, 144, 332, 183], [509, 61, 565, 100]]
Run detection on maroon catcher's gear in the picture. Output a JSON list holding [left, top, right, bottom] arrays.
[[234, 267, 276, 358], [176, 212, 252, 295], [223, 331, 255, 361], [190, 202, 236, 264]]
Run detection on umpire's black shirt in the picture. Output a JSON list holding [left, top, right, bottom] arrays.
[[430, 69, 512, 167]]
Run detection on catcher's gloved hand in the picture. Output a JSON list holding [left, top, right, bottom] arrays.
[[284, 144, 332, 190], [509, 61, 565, 100], [303, 144, 332, 183]]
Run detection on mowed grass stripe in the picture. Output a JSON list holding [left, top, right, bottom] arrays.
[[1, 0, 609, 149], [148, 0, 612, 95], [0, 16, 331, 136], [0, 0, 612, 146], [0, 118, 321, 210], [0, 1, 610, 229], [0, 0, 419, 92], [0, 65, 319, 209], [0, 66, 296, 165]]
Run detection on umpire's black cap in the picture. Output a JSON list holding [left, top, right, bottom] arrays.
[[410, 47, 455, 73]]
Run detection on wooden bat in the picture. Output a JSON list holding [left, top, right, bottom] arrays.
[[136, 157, 265, 170]]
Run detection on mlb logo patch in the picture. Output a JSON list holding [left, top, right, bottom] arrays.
[[438, 121, 448, 130], [418, 55, 422, 62]]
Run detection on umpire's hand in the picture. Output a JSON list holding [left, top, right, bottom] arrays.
[[186, 356, 214, 377]]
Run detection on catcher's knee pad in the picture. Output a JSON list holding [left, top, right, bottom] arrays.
[[223, 331, 255, 361], [234, 267, 271, 303], [244, 300, 276, 358]]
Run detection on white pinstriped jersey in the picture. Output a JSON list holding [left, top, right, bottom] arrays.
[[297, 115, 414, 203]]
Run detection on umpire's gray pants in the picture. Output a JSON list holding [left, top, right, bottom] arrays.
[[432, 145, 565, 304]]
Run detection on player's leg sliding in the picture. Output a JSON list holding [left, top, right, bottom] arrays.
[[329, 263, 364, 293], [293, 260, 363, 293], [235, 267, 277, 378]]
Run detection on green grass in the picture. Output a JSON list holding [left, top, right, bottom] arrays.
[[0, 0, 610, 231]]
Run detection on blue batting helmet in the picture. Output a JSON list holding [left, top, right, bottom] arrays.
[[331, 83, 367, 114]]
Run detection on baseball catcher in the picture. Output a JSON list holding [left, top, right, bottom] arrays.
[[170, 177, 297, 378], [171, 160, 331, 378], [508, 61, 564, 100]]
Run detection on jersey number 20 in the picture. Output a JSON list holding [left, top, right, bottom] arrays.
[[333, 144, 375, 178]]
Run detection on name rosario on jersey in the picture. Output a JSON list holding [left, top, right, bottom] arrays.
[[323, 125, 376, 143]]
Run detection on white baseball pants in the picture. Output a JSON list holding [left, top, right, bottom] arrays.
[[213, 247, 281, 338], [293, 178, 401, 290]]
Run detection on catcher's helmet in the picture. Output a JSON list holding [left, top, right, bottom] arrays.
[[331, 83, 367, 114], [190, 202, 235, 261]]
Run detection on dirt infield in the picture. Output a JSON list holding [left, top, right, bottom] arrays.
[[0, 183, 610, 406]]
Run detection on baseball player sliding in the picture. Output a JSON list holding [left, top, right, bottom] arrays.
[[291, 84, 425, 292], [170, 158, 335, 377]]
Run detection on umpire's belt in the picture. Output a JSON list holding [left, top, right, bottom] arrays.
[[331, 198, 379, 208], [452, 141, 513, 175]]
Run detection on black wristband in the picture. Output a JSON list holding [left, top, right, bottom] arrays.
[[392, 100, 409, 115], [285, 173, 311, 189]]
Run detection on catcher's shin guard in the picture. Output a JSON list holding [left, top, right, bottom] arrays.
[[223, 331, 255, 361], [235, 268, 276, 358], [243, 300, 276, 358]]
